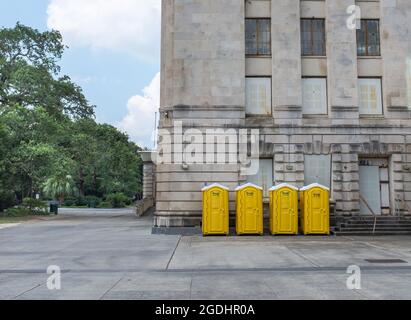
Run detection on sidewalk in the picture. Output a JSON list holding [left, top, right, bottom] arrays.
[[1, 209, 411, 300]]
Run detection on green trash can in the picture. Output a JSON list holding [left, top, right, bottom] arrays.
[[50, 203, 59, 215], [88, 200, 97, 208]]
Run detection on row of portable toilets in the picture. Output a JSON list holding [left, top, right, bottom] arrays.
[[202, 183, 330, 236]]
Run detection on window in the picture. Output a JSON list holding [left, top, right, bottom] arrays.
[[357, 20, 380, 56], [245, 19, 271, 56], [302, 78, 328, 115], [358, 78, 383, 115], [245, 77, 272, 115], [304, 155, 331, 189], [247, 159, 273, 198], [301, 19, 326, 56]]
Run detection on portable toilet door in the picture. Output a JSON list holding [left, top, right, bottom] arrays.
[[235, 183, 264, 235], [300, 183, 330, 235], [202, 184, 230, 236], [269, 184, 299, 235]]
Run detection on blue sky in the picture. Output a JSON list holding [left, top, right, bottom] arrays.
[[0, 0, 161, 148]]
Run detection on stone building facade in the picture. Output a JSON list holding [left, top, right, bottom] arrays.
[[154, 0, 411, 229]]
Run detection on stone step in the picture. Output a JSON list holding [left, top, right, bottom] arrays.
[[340, 223, 411, 228], [338, 227, 411, 232], [349, 217, 409, 221], [341, 220, 411, 225], [333, 230, 411, 236]]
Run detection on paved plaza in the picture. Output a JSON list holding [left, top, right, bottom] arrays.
[[1, 208, 411, 300]]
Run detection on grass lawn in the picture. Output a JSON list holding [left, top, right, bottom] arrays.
[[0, 214, 53, 224], [0, 215, 34, 224]]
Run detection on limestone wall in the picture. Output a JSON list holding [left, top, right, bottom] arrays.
[[156, 0, 411, 228]]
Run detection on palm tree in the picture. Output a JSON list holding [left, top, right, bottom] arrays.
[[43, 175, 77, 204]]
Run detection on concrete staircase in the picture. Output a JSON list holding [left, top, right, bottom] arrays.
[[333, 216, 411, 236]]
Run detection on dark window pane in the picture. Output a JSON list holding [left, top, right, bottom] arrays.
[[312, 19, 326, 55], [245, 19, 271, 56], [367, 20, 380, 55], [301, 19, 325, 56], [301, 19, 313, 56], [357, 21, 367, 56], [357, 20, 380, 56], [245, 19, 257, 55], [258, 19, 271, 55]]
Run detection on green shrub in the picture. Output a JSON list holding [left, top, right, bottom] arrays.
[[22, 198, 49, 215], [63, 199, 75, 207], [84, 196, 102, 208], [0, 190, 16, 212], [3, 207, 31, 217], [99, 201, 112, 209], [74, 197, 88, 207], [105, 193, 130, 208]]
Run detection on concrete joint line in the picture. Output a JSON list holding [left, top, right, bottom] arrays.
[[165, 236, 182, 271], [99, 276, 125, 300]]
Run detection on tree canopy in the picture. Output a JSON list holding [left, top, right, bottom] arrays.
[[0, 23, 94, 118], [0, 24, 143, 210]]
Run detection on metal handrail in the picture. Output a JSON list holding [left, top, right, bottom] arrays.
[[359, 194, 378, 235]]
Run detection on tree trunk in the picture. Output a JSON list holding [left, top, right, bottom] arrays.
[[78, 168, 85, 197], [93, 169, 98, 196]]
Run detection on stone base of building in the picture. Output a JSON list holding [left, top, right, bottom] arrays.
[[152, 226, 202, 236], [153, 121, 411, 229]]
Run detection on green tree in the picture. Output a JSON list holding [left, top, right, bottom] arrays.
[[66, 120, 143, 199], [0, 119, 15, 211], [0, 24, 143, 211], [0, 23, 94, 118], [0, 106, 64, 199], [43, 157, 77, 203], [43, 175, 77, 204]]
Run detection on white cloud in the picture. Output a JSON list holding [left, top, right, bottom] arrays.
[[117, 73, 160, 147], [47, 0, 161, 62]]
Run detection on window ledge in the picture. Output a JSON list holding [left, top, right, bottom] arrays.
[[246, 115, 273, 118], [246, 55, 272, 59], [358, 56, 382, 59], [359, 115, 385, 119], [301, 56, 327, 59], [303, 114, 329, 118]]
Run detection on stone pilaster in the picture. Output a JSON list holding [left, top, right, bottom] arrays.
[[139, 152, 156, 200], [326, 0, 359, 125], [272, 0, 303, 124], [381, 0, 411, 117]]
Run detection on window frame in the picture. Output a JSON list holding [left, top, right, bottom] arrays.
[[358, 77, 384, 116], [301, 18, 326, 57], [245, 76, 273, 117], [357, 19, 381, 57], [301, 76, 328, 115], [245, 18, 272, 57]]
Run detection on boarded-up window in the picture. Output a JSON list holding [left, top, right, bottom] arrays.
[[304, 155, 331, 189], [246, 19, 271, 56], [358, 78, 383, 115], [301, 19, 326, 56], [302, 78, 327, 115], [247, 159, 273, 198], [246, 77, 272, 115], [357, 20, 380, 56]]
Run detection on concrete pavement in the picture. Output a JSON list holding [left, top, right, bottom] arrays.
[[1, 208, 411, 300]]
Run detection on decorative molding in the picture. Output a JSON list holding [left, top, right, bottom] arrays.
[[331, 105, 359, 112]]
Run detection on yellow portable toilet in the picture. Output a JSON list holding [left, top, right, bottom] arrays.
[[202, 183, 230, 236], [235, 183, 264, 235], [300, 183, 330, 235], [269, 184, 299, 235]]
